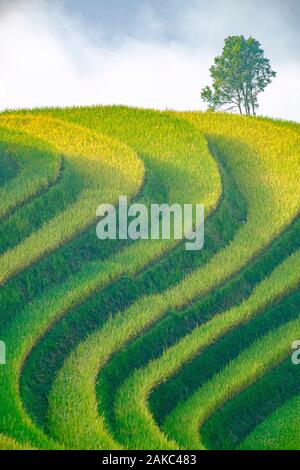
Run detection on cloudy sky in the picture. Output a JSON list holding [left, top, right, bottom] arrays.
[[0, 0, 299, 120]]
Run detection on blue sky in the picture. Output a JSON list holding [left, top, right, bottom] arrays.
[[0, 0, 299, 120]]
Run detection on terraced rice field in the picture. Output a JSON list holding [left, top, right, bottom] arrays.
[[0, 106, 300, 450]]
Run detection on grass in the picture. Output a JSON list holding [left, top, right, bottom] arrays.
[[113, 248, 300, 449], [0, 434, 34, 451], [239, 392, 300, 450], [0, 112, 144, 448], [19, 135, 243, 434], [0, 108, 219, 449], [46, 112, 300, 449], [1, 107, 300, 451], [97, 202, 300, 435], [0, 126, 61, 220], [0, 154, 81, 255], [0, 114, 143, 285], [0, 146, 18, 185], [201, 356, 300, 450], [163, 304, 300, 449], [0, 111, 218, 330]]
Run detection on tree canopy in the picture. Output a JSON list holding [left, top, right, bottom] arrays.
[[201, 36, 276, 116]]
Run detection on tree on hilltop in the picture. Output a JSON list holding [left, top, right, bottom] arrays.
[[201, 35, 276, 116]]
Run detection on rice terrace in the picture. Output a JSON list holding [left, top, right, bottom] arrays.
[[0, 106, 300, 451], [1, 0, 300, 457]]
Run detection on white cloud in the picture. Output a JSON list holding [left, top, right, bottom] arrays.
[[0, 0, 298, 121], [0, 0, 210, 111]]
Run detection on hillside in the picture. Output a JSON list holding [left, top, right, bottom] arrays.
[[0, 106, 300, 450]]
